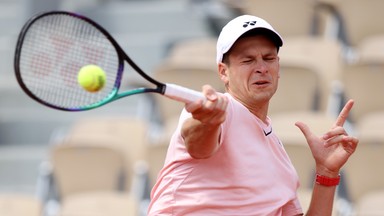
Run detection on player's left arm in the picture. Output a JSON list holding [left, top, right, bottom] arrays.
[[295, 99, 359, 215]]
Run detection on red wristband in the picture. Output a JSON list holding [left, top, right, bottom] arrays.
[[315, 173, 340, 186]]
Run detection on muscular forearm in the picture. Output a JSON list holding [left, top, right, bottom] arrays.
[[305, 184, 337, 216], [181, 86, 227, 159], [181, 117, 221, 159], [305, 169, 339, 216]]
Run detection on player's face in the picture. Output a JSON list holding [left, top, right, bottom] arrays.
[[219, 35, 280, 109]]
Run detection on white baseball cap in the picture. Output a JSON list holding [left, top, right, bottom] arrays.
[[216, 15, 283, 64]]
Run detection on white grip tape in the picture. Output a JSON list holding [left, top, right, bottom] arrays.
[[164, 83, 205, 103]]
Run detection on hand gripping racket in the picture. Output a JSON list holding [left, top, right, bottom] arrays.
[[14, 11, 205, 111]]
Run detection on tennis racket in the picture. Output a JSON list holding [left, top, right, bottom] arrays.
[[14, 11, 205, 111]]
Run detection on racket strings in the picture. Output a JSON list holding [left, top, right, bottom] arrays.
[[19, 14, 120, 110]]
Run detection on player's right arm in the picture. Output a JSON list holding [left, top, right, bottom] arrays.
[[181, 85, 228, 159]]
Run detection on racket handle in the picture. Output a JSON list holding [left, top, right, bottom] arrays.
[[164, 83, 205, 103]]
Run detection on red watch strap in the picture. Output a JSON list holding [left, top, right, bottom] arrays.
[[315, 174, 340, 186]]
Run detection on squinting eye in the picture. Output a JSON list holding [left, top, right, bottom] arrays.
[[242, 59, 253, 63], [264, 56, 277, 61]]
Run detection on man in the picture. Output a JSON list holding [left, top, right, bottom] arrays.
[[148, 15, 359, 215]]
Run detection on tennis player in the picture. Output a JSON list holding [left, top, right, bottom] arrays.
[[148, 15, 359, 215]]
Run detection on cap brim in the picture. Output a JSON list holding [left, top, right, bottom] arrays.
[[242, 28, 283, 47]]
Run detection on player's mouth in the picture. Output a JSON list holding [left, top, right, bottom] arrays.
[[253, 80, 270, 86]]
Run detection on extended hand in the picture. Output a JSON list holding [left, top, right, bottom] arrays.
[[295, 100, 359, 177], [185, 85, 228, 126]]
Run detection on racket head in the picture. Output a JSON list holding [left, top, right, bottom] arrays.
[[14, 11, 126, 111]]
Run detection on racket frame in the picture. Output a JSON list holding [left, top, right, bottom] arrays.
[[14, 11, 204, 111]]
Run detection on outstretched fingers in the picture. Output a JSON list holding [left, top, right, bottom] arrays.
[[323, 99, 355, 147], [334, 99, 354, 127]]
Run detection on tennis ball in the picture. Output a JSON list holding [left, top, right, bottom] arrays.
[[77, 65, 106, 92]]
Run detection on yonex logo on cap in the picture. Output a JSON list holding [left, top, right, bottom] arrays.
[[243, 21, 257, 28]]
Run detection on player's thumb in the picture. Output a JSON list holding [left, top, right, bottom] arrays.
[[295, 121, 314, 142]]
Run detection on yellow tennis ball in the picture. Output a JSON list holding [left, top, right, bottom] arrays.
[[77, 65, 106, 92]]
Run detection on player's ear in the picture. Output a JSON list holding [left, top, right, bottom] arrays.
[[277, 56, 280, 78], [218, 62, 229, 85]]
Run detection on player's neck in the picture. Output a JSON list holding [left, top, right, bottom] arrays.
[[236, 98, 269, 123]]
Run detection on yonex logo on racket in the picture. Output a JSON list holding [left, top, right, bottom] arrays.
[[243, 21, 257, 28]]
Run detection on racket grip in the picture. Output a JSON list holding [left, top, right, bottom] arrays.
[[164, 83, 205, 103]]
